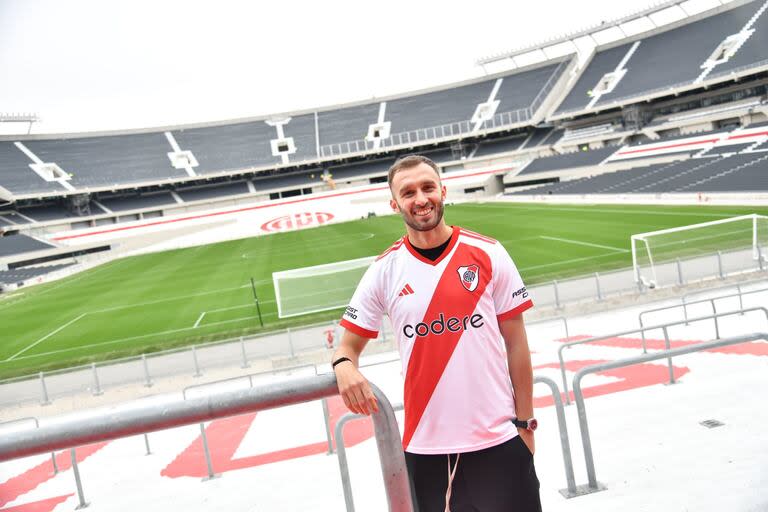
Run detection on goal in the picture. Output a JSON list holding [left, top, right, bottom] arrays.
[[273, 256, 376, 318], [631, 214, 768, 287]]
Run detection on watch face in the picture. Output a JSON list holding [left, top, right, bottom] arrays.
[[528, 419, 538, 431]]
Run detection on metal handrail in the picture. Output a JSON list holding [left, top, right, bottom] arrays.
[[0, 373, 414, 512], [639, 287, 768, 347], [681, 282, 768, 322], [557, 307, 768, 404], [572, 332, 767, 492], [333, 375, 578, 511]]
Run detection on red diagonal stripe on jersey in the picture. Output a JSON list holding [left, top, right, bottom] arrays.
[[405, 284, 414, 294], [401, 243, 491, 450]]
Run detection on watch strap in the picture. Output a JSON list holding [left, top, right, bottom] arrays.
[[332, 357, 353, 369]]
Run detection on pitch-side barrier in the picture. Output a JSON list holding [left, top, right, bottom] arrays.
[[557, 307, 768, 404], [0, 374, 415, 512], [571, 332, 767, 494]]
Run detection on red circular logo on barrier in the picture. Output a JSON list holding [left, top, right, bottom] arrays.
[[260, 212, 335, 232]]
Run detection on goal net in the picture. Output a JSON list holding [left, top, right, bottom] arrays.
[[273, 256, 376, 318], [631, 214, 768, 287]]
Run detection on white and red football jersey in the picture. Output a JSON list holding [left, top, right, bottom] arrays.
[[340, 225, 533, 454]]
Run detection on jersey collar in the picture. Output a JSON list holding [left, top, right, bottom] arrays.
[[404, 225, 460, 266]]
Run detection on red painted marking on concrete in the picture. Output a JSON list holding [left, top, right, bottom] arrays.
[[555, 335, 768, 356], [0, 494, 72, 512], [533, 359, 690, 407], [161, 396, 373, 478], [0, 443, 106, 507], [617, 138, 719, 156], [52, 168, 509, 242]]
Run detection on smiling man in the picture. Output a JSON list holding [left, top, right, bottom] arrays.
[[332, 155, 541, 512]]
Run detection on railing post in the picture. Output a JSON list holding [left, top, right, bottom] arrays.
[[51, 452, 59, 473], [662, 327, 675, 385], [711, 300, 720, 339], [71, 448, 89, 509], [287, 328, 295, 357], [199, 423, 219, 481], [90, 363, 103, 396], [321, 398, 334, 455], [143, 433, 152, 455], [39, 371, 51, 406], [191, 346, 202, 378], [594, 272, 602, 301], [676, 258, 684, 286], [553, 280, 561, 309], [240, 337, 250, 369], [738, 284, 745, 314], [716, 251, 724, 279], [141, 354, 153, 387]]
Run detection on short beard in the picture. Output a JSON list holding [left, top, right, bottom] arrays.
[[399, 199, 445, 232]]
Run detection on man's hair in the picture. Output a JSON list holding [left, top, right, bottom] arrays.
[[387, 155, 440, 189]]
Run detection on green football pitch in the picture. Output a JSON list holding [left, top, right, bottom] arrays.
[[1, 202, 766, 379]]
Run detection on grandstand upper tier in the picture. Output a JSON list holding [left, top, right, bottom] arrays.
[[552, 0, 768, 118], [0, 58, 570, 199]]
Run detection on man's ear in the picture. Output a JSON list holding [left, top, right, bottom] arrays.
[[441, 185, 447, 200], [390, 198, 400, 212]]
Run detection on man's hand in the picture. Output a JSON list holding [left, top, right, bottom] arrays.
[[518, 428, 535, 455], [335, 362, 379, 415]]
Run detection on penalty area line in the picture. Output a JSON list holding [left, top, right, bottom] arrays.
[[539, 236, 629, 253], [7, 313, 87, 361]]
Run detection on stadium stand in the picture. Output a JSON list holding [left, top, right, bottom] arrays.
[[554, 0, 768, 116], [512, 149, 768, 194], [171, 121, 282, 174], [473, 135, 528, 157], [0, 263, 72, 284], [317, 104, 382, 147], [176, 181, 251, 202], [519, 145, 618, 175], [0, 234, 54, 257], [0, 1, 766, 233], [98, 192, 177, 212], [0, 142, 68, 195]]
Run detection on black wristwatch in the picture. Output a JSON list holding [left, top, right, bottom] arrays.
[[512, 417, 538, 431]]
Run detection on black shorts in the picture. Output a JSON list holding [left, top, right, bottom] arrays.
[[404, 435, 541, 512]]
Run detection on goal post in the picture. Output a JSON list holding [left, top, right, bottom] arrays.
[[273, 256, 376, 318], [631, 214, 768, 287]]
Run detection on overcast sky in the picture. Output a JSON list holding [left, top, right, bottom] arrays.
[[0, 0, 725, 134]]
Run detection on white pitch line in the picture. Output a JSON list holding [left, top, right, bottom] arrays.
[[520, 252, 622, 271], [207, 304, 255, 314], [6, 312, 279, 362], [193, 312, 206, 329], [7, 313, 87, 361], [539, 236, 629, 253]]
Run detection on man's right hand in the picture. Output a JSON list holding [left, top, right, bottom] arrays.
[[334, 362, 379, 416]]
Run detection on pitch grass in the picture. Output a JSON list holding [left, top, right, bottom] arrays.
[[2, 202, 767, 379]]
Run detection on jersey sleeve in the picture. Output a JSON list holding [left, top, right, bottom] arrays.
[[339, 262, 385, 338], [492, 244, 533, 322]]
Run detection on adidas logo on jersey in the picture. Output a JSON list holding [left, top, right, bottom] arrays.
[[398, 284, 415, 297], [402, 313, 485, 339]]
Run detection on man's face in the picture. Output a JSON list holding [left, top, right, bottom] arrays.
[[389, 163, 447, 232]]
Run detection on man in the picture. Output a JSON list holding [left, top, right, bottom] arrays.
[[332, 155, 541, 511]]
